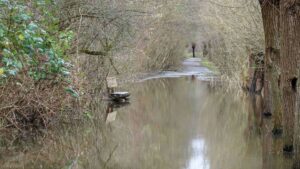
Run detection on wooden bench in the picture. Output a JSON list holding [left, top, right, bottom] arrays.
[[106, 77, 130, 102]]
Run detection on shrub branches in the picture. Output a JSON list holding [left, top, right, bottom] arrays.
[[0, 0, 74, 130]]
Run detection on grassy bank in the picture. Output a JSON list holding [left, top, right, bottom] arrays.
[[201, 59, 219, 74]]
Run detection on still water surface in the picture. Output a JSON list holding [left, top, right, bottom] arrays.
[[0, 58, 293, 169]]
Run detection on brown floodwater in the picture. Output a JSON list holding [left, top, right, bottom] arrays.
[[0, 58, 296, 169]]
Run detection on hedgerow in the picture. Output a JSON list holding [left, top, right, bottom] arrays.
[[0, 0, 74, 130]]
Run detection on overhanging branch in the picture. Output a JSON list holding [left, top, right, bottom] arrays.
[[80, 49, 107, 56]]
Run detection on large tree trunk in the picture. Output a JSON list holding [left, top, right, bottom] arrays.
[[293, 0, 300, 167], [280, 0, 300, 153], [260, 0, 282, 135]]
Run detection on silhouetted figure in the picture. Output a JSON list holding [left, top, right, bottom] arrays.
[[203, 43, 208, 57], [192, 43, 196, 58]]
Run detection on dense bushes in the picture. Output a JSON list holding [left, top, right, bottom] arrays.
[[144, 15, 187, 70], [0, 0, 73, 82], [134, 1, 196, 71], [0, 0, 74, 130], [198, 0, 264, 88]]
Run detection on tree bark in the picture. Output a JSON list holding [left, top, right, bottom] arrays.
[[260, 0, 282, 135], [280, 0, 300, 152], [292, 0, 300, 166]]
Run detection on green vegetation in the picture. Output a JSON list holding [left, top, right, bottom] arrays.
[[0, 0, 74, 130], [201, 59, 219, 74], [0, 0, 73, 83]]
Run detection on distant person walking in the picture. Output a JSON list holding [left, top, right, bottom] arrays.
[[192, 42, 196, 58]]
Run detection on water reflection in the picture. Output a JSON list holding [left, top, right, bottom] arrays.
[[293, 99, 300, 169], [186, 139, 209, 169], [141, 58, 216, 82], [103, 78, 263, 169], [253, 92, 295, 169], [0, 77, 264, 169], [105, 101, 130, 124], [3, 75, 300, 168]]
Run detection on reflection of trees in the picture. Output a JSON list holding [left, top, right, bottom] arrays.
[[248, 94, 263, 136], [109, 78, 208, 168], [254, 93, 295, 169], [5, 77, 300, 169], [0, 100, 126, 169], [261, 117, 274, 169], [201, 91, 262, 169], [294, 95, 300, 168]]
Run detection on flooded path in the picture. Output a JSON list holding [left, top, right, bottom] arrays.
[[108, 80, 260, 169], [142, 58, 216, 81], [0, 58, 293, 169], [103, 58, 261, 169]]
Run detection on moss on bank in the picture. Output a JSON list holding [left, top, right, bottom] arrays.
[[201, 59, 220, 74]]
